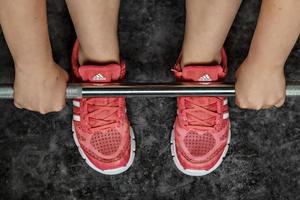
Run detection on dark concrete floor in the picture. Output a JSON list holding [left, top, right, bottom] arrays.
[[0, 0, 300, 199]]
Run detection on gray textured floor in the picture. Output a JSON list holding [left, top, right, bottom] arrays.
[[0, 1, 300, 199]]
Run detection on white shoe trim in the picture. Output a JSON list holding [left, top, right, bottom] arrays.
[[223, 112, 229, 119], [72, 121, 136, 175], [170, 127, 231, 176], [73, 115, 81, 122], [223, 99, 228, 105], [73, 101, 80, 107]]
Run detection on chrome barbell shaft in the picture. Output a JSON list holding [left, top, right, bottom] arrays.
[[0, 82, 300, 99]]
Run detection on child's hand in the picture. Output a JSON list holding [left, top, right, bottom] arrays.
[[13, 62, 69, 114], [235, 58, 286, 110]]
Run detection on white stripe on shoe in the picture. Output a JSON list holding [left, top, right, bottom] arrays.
[[223, 112, 229, 119], [73, 115, 81, 122], [223, 99, 228, 105], [73, 101, 80, 107]]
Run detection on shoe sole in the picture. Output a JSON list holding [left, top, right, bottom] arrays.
[[72, 121, 136, 175], [170, 127, 231, 176]]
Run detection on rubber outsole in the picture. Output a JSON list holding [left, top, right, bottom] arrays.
[[170, 128, 231, 176], [72, 122, 136, 175]]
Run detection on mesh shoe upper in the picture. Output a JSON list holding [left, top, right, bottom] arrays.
[[173, 49, 230, 171]]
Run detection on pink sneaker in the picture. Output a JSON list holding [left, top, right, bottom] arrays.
[[71, 41, 135, 175], [171, 49, 230, 176]]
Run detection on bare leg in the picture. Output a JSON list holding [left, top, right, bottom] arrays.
[[0, 0, 68, 114], [235, 0, 300, 110], [65, 0, 120, 65], [182, 0, 241, 66]]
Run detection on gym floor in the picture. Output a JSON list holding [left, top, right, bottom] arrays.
[[0, 0, 300, 199]]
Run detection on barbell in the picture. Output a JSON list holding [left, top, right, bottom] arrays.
[[0, 82, 300, 99]]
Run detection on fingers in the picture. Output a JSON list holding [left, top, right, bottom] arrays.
[[274, 98, 285, 108], [12, 62, 68, 115], [14, 101, 23, 109], [48, 102, 66, 113], [235, 96, 286, 110], [13, 98, 66, 114]]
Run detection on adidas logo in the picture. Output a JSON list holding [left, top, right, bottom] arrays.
[[199, 74, 212, 81], [93, 73, 106, 81]]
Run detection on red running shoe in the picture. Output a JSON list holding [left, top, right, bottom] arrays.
[[171, 49, 230, 176], [71, 41, 135, 175]]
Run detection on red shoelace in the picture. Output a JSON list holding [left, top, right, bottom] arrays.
[[180, 97, 223, 131], [82, 98, 122, 132]]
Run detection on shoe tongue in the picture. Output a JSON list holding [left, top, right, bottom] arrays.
[[181, 65, 224, 82], [78, 64, 121, 83]]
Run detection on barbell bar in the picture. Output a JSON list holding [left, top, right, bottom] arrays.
[[0, 82, 300, 99]]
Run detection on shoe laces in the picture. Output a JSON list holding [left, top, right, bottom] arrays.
[[83, 98, 122, 132], [181, 97, 223, 131]]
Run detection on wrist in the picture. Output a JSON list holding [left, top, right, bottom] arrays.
[[246, 46, 287, 69], [15, 58, 57, 74], [244, 53, 285, 73]]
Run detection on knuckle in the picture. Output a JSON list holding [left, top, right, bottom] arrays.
[[235, 98, 252, 109], [264, 102, 274, 109], [238, 103, 248, 109], [237, 101, 249, 109], [249, 102, 264, 110], [14, 102, 22, 109], [276, 100, 285, 108], [54, 102, 65, 111], [276, 104, 284, 108], [38, 107, 49, 115], [254, 106, 263, 111], [235, 96, 243, 105], [54, 106, 64, 112], [39, 110, 48, 115], [278, 94, 286, 100]]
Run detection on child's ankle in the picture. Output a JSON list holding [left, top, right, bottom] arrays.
[[78, 47, 120, 66], [181, 51, 221, 67], [15, 58, 56, 73]]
